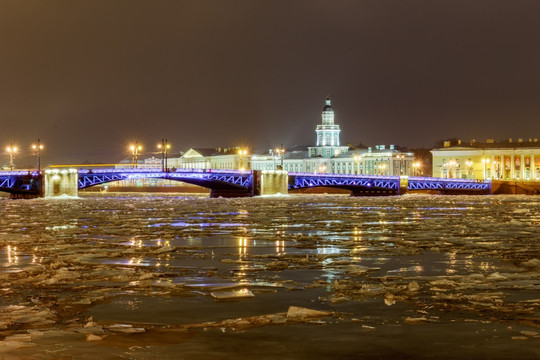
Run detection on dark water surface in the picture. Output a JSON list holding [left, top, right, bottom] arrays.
[[0, 193, 539, 359]]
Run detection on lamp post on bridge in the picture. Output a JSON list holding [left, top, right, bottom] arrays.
[[32, 139, 44, 172], [157, 139, 170, 171], [353, 154, 362, 175], [275, 145, 285, 170], [130, 142, 142, 169], [481, 157, 490, 180], [448, 160, 458, 178], [6, 143, 17, 171], [237, 148, 248, 170], [396, 154, 404, 175], [412, 161, 421, 177]]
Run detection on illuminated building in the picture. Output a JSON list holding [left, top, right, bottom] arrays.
[[431, 138, 540, 180], [250, 98, 415, 175], [308, 97, 349, 158], [117, 98, 415, 176]]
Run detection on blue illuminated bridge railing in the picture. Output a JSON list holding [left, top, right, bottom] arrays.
[[0, 169, 492, 196], [0, 171, 41, 193], [289, 173, 400, 191], [407, 176, 491, 192], [77, 168, 253, 190], [287, 173, 490, 193]]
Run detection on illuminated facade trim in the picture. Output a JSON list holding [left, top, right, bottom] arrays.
[[431, 144, 540, 181]]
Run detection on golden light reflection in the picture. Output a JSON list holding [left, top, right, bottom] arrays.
[[351, 227, 364, 260], [353, 227, 362, 240], [275, 240, 285, 255], [238, 237, 248, 256], [128, 257, 142, 265], [7, 245, 19, 265]]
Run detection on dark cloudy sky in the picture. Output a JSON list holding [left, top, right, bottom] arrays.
[[1, 1, 539, 164]]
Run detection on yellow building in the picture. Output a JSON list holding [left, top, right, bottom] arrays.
[[431, 139, 540, 181]]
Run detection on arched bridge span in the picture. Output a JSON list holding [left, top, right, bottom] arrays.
[[288, 173, 402, 195], [78, 169, 256, 197]]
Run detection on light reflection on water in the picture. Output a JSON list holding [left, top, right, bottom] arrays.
[[0, 193, 539, 358]]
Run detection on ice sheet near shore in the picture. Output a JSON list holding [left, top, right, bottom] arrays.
[[0, 193, 539, 358]]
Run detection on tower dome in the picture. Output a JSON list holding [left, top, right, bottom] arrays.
[[322, 97, 334, 112], [321, 97, 335, 125]]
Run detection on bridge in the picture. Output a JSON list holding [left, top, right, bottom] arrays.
[[0, 168, 491, 198]]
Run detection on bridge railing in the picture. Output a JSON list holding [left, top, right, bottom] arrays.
[[288, 172, 400, 180], [408, 176, 490, 184], [0, 171, 41, 176], [78, 168, 252, 175]]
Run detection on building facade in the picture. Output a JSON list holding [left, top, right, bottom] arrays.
[[249, 98, 415, 176], [431, 139, 540, 181]]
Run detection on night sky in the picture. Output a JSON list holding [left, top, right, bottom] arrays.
[[1, 1, 540, 165]]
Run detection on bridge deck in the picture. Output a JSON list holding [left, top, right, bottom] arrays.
[[1, 169, 492, 197]]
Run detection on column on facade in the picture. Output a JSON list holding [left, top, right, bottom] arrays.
[[521, 154, 525, 180], [532, 154, 536, 180], [510, 154, 514, 180]]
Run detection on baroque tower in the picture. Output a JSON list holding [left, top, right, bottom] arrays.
[[308, 97, 349, 158]]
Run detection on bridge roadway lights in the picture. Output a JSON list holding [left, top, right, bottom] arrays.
[[44, 169, 79, 197]]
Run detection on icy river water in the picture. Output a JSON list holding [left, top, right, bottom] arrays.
[[0, 193, 539, 359]]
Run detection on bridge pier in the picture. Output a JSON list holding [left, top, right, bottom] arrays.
[[44, 169, 79, 197], [259, 170, 288, 196]]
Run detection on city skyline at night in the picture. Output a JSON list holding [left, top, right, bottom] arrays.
[[1, 1, 540, 165]]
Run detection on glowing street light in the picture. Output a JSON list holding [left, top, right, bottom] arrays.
[[31, 139, 44, 172], [237, 148, 249, 170], [275, 145, 285, 170], [448, 160, 457, 178], [465, 159, 473, 179], [6, 143, 17, 171], [481, 157, 490, 180], [412, 161, 421, 177], [353, 154, 362, 175], [396, 154, 405, 175], [157, 139, 171, 171], [130, 142, 142, 168], [376, 163, 387, 176]]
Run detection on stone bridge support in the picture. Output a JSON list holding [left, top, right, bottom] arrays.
[[259, 170, 288, 196], [44, 169, 79, 197]]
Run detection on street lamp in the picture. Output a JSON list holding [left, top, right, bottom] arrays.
[[448, 160, 457, 178], [353, 154, 362, 175], [157, 139, 171, 171], [6, 143, 17, 171], [465, 159, 473, 179], [481, 157, 490, 180], [237, 148, 248, 170], [378, 163, 387, 176], [32, 139, 44, 172], [396, 154, 404, 175], [275, 145, 285, 170], [412, 161, 421, 177], [130, 142, 142, 169]]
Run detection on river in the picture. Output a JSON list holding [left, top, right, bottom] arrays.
[[0, 193, 539, 359]]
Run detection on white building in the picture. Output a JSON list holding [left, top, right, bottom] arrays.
[[308, 98, 349, 158], [251, 98, 415, 176]]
